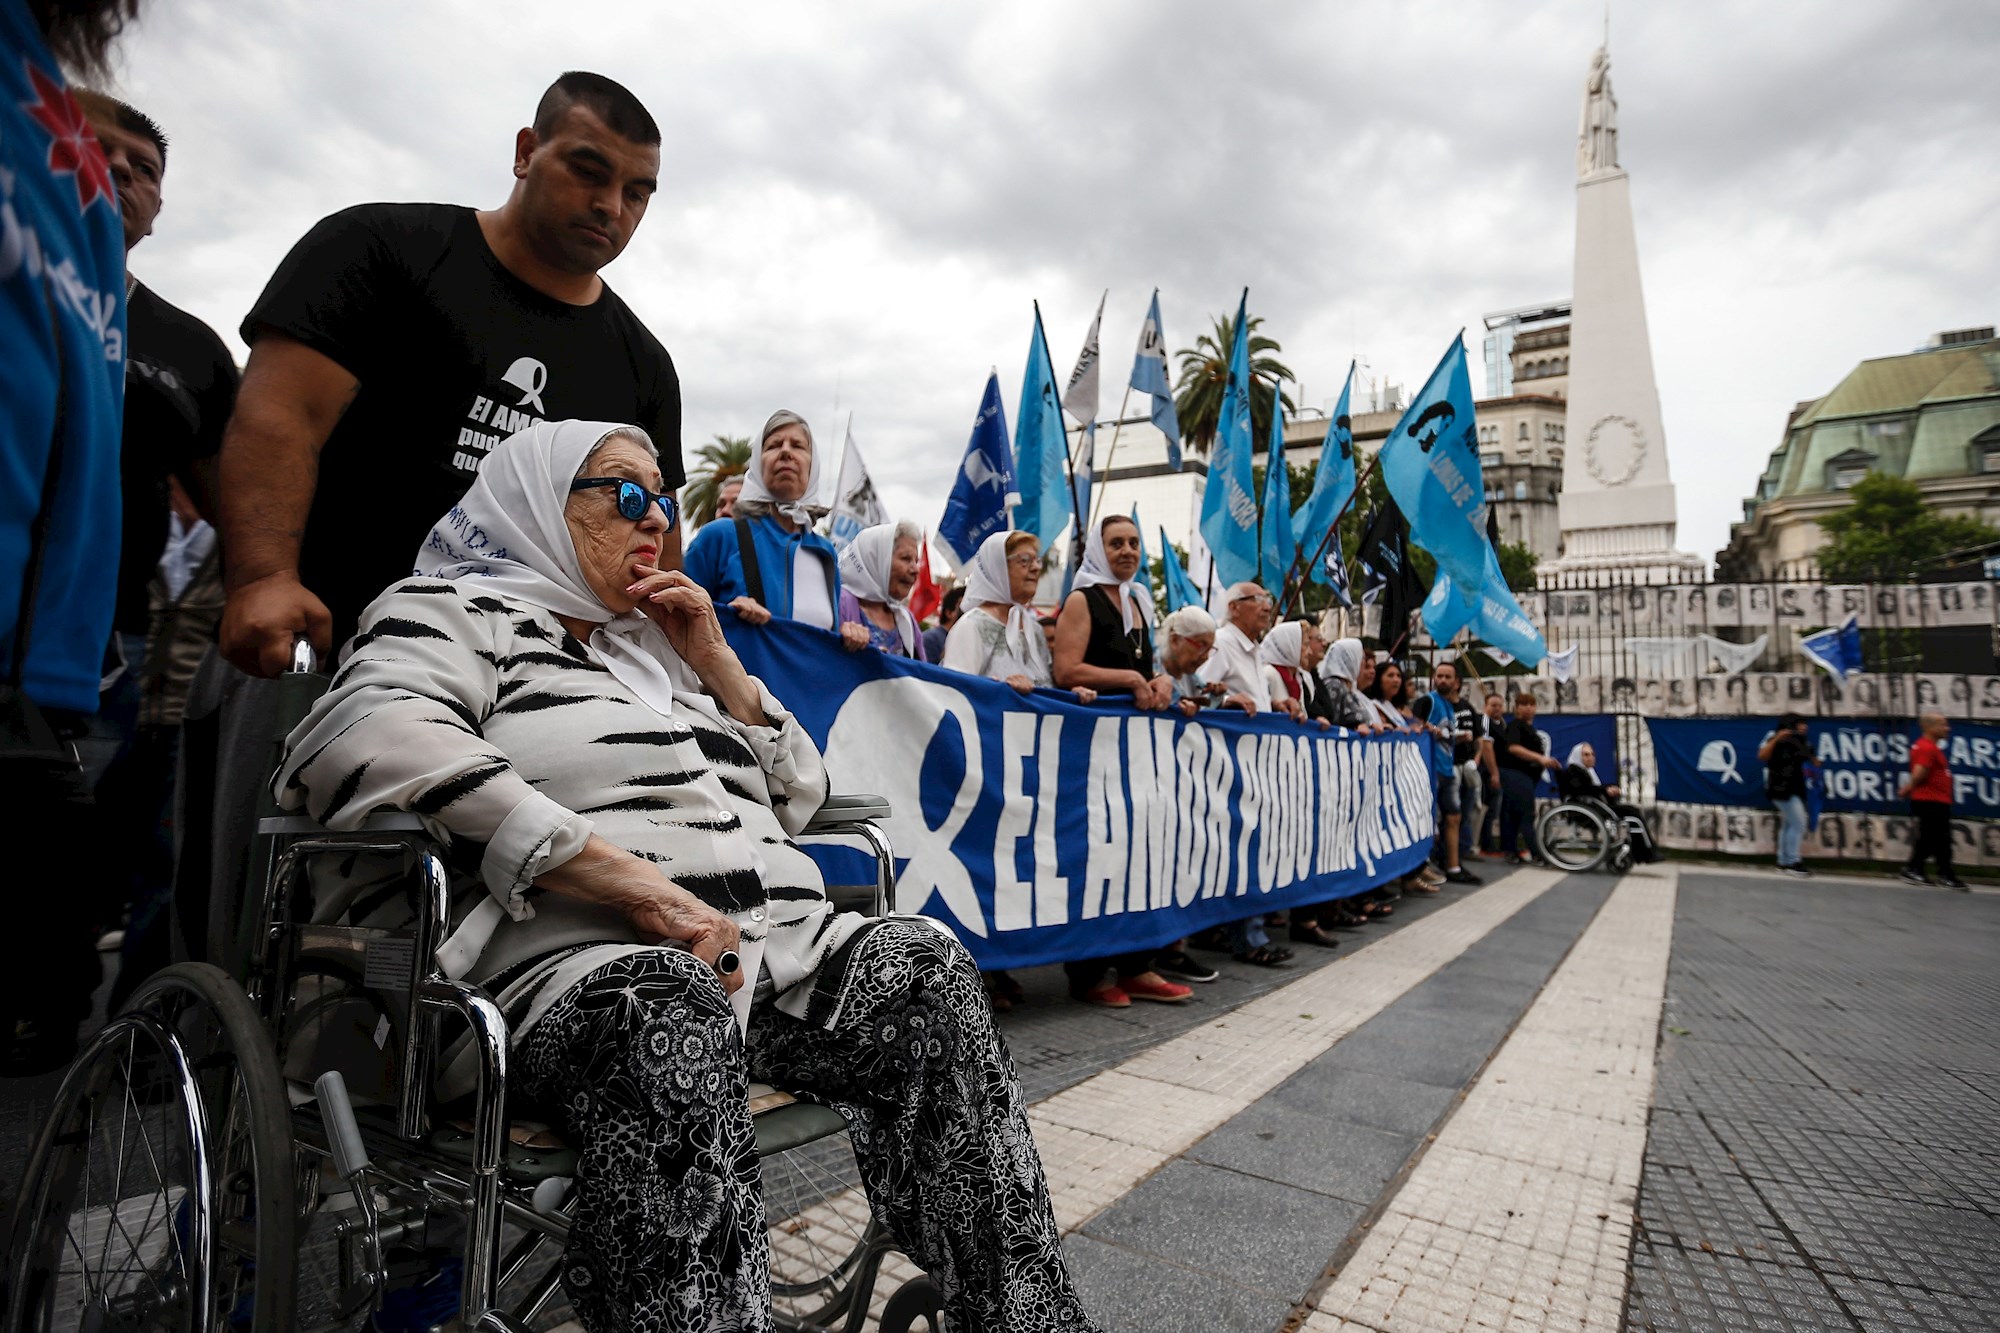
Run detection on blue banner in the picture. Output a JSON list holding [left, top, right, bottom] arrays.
[[1200, 289, 1260, 588], [724, 617, 1437, 969], [937, 371, 1014, 565], [1380, 337, 1488, 596], [1293, 363, 1356, 587], [1012, 306, 1071, 552], [1648, 716, 2000, 817]]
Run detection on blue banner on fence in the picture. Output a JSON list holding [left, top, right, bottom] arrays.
[[1648, 716, 2000, 817], [723, 617, 1436, 969], [1532, 714, 1619, 794]]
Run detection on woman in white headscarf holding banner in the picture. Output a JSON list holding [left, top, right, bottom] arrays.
[[836, 519, 927, 659], [685, 409, 865, 645], [1052, 512, 1170, 706], [940, 529, 1096, 702], [280, 421, 1102, 1333]]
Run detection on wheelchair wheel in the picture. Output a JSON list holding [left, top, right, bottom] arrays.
[[6, 963, 298, 1333], [879, 1274, 944, 1333], [1537, 804, 1612, 873], [762, 1137, 876, 1328]]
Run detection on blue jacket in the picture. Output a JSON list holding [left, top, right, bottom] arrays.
[[2, 5, 130, 711], [685, 513, 842, 624]]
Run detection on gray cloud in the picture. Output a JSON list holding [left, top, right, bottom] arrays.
[[110, 0, 2000, 561]]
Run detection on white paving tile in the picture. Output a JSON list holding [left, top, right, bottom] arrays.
[[1312, 870, 1678, 1333]]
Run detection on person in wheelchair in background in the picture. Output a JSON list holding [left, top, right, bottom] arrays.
[[277, 420, 1100, 1333], [1558, 743, 1663, 864]]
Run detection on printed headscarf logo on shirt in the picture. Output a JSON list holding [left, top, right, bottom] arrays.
[[23, 63, 114, 212]]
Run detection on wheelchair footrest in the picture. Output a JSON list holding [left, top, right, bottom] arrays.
[[427, 1124, 579, 1186]]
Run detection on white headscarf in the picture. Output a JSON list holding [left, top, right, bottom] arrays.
[[1072, 514, 1155, 630], [838, 521, 922, 654], [1258, 621, 1305, 669], [1566, 743, 1596, 769], [1322, 637, 1363, 686], [737, 409, 825, 526], [962, 530, 1040, 664], [413, 420, 697, 717]]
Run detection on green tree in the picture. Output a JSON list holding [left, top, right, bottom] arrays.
[[1816, 472, 2000, 581], [1496, 540, 1540, 593], [1172, 311, 1295, 456], [682, 433, 751, 529]]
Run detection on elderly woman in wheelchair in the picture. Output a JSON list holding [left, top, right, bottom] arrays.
[[1536, 742, 1663, 872], [272, 420, 1100, 1332]]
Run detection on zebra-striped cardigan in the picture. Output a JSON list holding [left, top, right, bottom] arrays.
[[275, 577, 875, 1039]]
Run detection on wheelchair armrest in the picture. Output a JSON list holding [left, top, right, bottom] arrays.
[[804, 793, 891, 831], [257, 811, 428, 836]]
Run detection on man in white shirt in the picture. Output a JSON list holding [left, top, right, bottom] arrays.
[[1200, 583, 1302, 720]]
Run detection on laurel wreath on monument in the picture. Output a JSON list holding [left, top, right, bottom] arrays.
[[1583, 413, 1647, 487]]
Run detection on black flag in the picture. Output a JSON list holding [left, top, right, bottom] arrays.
[[1357, 498, 1428, 650]]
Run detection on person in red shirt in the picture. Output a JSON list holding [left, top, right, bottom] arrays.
[[1899, 709, 1966, 890]]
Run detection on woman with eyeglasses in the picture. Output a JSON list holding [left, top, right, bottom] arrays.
[[684, 409, 870, 649], [1052, 514, 1171, 707], [940, 530, 1097, 703], [279, 422, 1103, 1333]]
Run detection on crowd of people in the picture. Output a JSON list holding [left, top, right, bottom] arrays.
[[6, 16, 1961, 1328]]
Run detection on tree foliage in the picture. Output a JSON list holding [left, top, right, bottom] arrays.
[[1816, 472, 2000, 581], [1497, 541, 1541, 593], [1172, 311, 1295, 456], [682, 434, 751, 529]]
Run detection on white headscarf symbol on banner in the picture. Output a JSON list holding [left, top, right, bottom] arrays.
[[737, 409, 827, 527], [413, 420, 698, 717]]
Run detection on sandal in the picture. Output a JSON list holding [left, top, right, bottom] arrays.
[[1234, 945, 1294, 968], [1288, 925, 1343, 949]]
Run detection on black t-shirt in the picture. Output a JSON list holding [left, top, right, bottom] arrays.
[[1498, 716, 1546, 775], [1765, 731, 1809, 800], [118, 281, 237, 633], [1451, 698, 1481, 765], [242, 202, 683, 639]]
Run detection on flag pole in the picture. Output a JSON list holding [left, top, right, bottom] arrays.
[[1278, 451, 1382, 612], [1084, 383, 1136, 532], [1037, 301, 1088, 577]]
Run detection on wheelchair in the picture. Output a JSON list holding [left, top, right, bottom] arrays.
[[5, 645, 944, 1333], [1533, 765, 1645, 874]]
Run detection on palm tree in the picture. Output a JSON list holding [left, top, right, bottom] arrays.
[[1173, 311, 1296, 456], [682, 433, 751, 528]]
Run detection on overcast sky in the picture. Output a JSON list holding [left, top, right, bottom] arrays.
[[109, 0, 2000, 564]]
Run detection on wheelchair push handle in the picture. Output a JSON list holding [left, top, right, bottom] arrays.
[[292, 634, 319, 675], [315, 1070, 372, 1181]]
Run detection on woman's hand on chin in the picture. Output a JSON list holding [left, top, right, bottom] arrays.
[[630, 568, 732, 668]]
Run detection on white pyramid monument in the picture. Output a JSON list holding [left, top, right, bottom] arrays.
[[1542, 43, 1703, 581]]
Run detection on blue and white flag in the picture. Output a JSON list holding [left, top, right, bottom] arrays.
[[938, 372, 1015, 566], [1380, 337, 1488, 596], [1324, 544, 1354, 609], [1259, 391, 1295, 586], [1162, 525, 1204, 612], [1293, 361, 1357, 586], [1131, 289, 1184, 471], [1199, 289, 1260, 588], [1420, 539, 1547, 665], [1063, 290, 1105, 427], [1013, 305, 1073, 553], [826, 424, 886, 552], [1132, 505, 1153, 597], [1799, 614, 1863, 681]]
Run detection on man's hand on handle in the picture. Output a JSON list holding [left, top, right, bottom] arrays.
[[221, 571, 332, 677]]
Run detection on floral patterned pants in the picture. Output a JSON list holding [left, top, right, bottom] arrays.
[[516, 921, 1102, 1333]]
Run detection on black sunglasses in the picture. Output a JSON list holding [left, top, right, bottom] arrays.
[[570, 477, 680, 530]]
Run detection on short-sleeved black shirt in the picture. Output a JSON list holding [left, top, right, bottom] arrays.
[[1498, 716, 1546, 776], [242, 202, 683, 639], [119, 281, 237, 633]]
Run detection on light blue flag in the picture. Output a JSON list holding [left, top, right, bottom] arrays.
[[1161, 525, 1204, 612], [1259, 391, 1295, 585], [1292, 361, 1357, 585], [1131, 289, 1183, 470], [937, 372, 1015, 566], [1199, 290, 1260, 588], [1012, 305, 1072, 552], [1380, 336, 1488, 596], [1420, 540, 1546, 665], [1131, 505, 1153, 596], [1799, 615, 1863, 681]]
